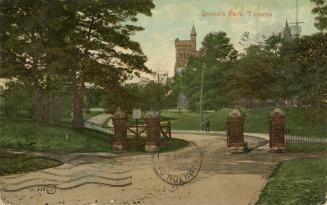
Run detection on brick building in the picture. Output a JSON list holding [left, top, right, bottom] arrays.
[[174, 22, 201, 75]]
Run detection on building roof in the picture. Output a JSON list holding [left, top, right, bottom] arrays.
[[283, 20, 292, 41], [190, 22, 196, 35]]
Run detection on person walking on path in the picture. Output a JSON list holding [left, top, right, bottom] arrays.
[[201, 121, 205, 131], [205, 118, 210, 133]]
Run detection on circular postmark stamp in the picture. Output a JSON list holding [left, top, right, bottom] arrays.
[[152, 141, 203, 185]]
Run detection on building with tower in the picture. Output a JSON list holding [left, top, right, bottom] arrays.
[[174, 22, 201, 75], [283, 20, 293, 41]]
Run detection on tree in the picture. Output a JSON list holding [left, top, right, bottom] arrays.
[[61, 0, 155, 128], [103, 80, 175, 114], [85, 87, 104, 112], [262, 33, 282, 54], [295, 33, 327, 121], [204, 63, 231, 109], [0, 1, 74, 125], [0, 0, 50, 123], [175, 58, 202, 111], [226, 45, 279, 104], [311, 0, 327, 31], [200, 32, 237, 109], [102, 84, 138, 113], [201, 32, 238, 65], [0, 0, 155, 128], [239, 31, 251, 48], [174, 31, 237, 111]]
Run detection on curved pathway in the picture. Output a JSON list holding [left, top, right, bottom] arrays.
[[1, 132, 327, 205]]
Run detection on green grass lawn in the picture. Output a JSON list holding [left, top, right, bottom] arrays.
[[256, 158, 327, 205], [161, 107, 327, 136], [0, 152, 62, 176], [0, 119, 113, 153], [287, 143, 327, 153], [0, 119, 189, 153]]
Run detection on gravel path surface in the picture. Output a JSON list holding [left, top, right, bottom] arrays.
[[87, 113, 112, 126], [1, 133, 326, 205]]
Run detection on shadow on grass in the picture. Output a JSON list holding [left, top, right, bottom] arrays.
[[0, 151, 63, 176], [126, 138, 189, 153]]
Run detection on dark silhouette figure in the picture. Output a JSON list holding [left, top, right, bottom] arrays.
[[205, 118, 210, 133]]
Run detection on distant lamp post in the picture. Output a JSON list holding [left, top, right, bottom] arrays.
[[199, 63, 206, 130]]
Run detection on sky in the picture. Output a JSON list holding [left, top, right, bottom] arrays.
[[132, 0, 319, 78], [0, 0, 320, 86]]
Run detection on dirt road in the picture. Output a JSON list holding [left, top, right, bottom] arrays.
[[1, 133, 325, 205]]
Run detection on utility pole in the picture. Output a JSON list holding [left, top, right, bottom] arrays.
[[296, 0, 299, 36], [289, 0, 304, 38], [199, 63, 205, 130], [154, 60, 169, 111]]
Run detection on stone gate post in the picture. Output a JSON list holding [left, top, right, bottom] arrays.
[[144, 109, 160, 152], [226, 108, 246, 152], [112, 108, 128, 152], [269, 107, 286, 152]]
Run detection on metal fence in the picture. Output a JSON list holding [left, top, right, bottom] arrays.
[[285, 127, 327, 143]]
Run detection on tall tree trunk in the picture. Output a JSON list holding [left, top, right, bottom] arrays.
[[32, 66, 43, 123], [43, 95, 50, 124], [53, 95, 62, 126], [72, 75, 84, 129]]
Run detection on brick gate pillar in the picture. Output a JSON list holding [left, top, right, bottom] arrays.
[[226, 108, 246, 152], [269, 107, 286, 152], [144, 109, 160, 152], [112, 108, 128, 152]]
